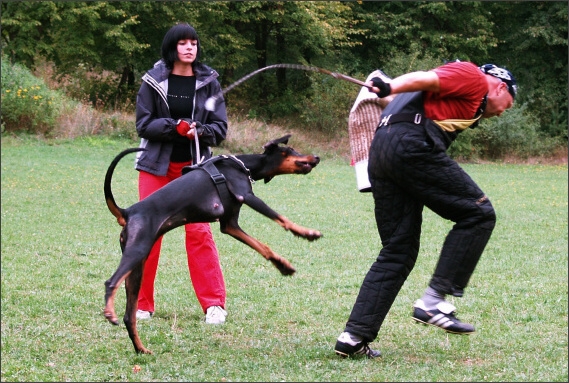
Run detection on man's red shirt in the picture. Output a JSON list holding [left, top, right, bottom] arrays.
[[423, 61, 488, 121]]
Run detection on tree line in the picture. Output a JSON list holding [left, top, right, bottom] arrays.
[[1, 1, 567, 142]]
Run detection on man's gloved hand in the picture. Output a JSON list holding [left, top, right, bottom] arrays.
[[371, 77, 392, 98], [176, 119, 191, 136]]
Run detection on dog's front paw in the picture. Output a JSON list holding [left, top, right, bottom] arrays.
[[136, 347, 153, 355], [303, 229, 322, 241], [289, 227, 322, 241]]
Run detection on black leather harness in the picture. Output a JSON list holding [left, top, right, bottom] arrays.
[[182, 155, 253, 207]]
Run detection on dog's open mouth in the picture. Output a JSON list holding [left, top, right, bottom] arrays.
[[295, 158, 320, 173]]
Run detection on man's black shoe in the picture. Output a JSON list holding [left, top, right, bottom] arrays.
[[412, 299, 475, 334], [334, 332, 381, 359]]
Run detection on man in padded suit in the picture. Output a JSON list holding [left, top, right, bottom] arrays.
[[334, 61, 517, 358]]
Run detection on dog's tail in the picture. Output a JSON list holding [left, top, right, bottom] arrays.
[[104, 148, 146, 226]]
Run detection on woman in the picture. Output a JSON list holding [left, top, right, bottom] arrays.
[[134, 23, 228, 324]]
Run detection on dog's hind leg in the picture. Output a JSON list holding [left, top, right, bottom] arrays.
[[104, 272, 129, 325], [221, 221, 296, 275], [104, 238, 155, 326], [123, 261, 152, 354]]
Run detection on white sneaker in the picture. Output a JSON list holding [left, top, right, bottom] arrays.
[[136, 310, 153, 320], [205, 306, 227, 324], [412, 299, 475, 334]]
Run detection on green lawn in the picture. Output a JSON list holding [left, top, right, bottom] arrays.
[[1, 135, 567, 382]]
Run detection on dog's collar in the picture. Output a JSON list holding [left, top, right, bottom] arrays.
[[222, 155, 254, 185]]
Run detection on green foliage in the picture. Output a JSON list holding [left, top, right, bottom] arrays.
[[485, 2, 568, 137], [299, 70, 360, 133], [1, 57, 66, 135], [474, 104, 565, 159], [447, 128, 478, 161], [350, 1, 497, 70], [1, 57, 137, 139], [379, 41, 445, 77], [449, 103, 566, 161], [53, 62, 138, 112], [0, 2, 56, 67], [1, 136, 567, 381], [474, 105, 540, 159], [1, 1, 567, 153], [1, 1, 195, 108]]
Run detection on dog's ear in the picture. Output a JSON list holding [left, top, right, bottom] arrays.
[[264, 176, 274, 184], [263, 134, 291, 150]]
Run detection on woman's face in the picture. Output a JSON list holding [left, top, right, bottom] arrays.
[[176, 39, 198, 64]]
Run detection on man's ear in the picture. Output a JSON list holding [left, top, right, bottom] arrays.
[[499, 82, 509, 96]]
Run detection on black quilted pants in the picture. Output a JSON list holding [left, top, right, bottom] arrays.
[[344, 121, 496, 342]]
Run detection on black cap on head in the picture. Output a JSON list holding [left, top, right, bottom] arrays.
[[479, 64, 517, 99]]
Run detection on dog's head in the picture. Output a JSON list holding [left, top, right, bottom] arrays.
[[261, 135, 320, 183]]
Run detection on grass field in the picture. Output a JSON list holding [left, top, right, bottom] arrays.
[[1, 134, 567, 382]]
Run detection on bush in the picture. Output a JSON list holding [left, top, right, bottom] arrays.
[[299, 70, 360, 134], [449, 103, 565, 160], [1, 58, 137, 139], [1, 57, 66, 135], [51, 62, 137, 112]]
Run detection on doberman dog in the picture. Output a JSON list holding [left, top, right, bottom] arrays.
[[103, 135, 322, 354]]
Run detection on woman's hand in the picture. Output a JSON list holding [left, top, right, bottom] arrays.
[[176, 120, 203, 139]]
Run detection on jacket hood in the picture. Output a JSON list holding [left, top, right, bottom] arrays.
[[145, 60, 218, 85]]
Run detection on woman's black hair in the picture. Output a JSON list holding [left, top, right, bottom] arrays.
[[161, 23, 201, 69]]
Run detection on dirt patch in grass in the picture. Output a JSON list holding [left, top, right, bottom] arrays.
[[501, 146, 568, 165]]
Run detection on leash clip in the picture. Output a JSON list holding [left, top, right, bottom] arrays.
[[414, 113, 422, 124], [228, 155, 254, 185]]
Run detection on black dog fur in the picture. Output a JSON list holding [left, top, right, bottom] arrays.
[[103, 135, 322, 354]]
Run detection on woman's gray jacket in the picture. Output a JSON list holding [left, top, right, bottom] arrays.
[[135, 60, 228, 176]]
